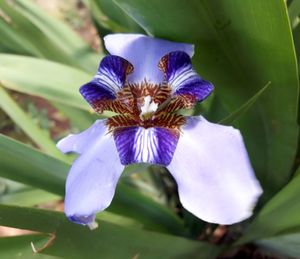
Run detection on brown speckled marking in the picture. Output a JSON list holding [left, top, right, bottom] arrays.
[[92, 80, 196, 132]]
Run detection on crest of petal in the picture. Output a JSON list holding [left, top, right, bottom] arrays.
[[168, 116, 263, 225], [57, 120, 124, 226], [113, 126, 179, 166], [104, 34, 194, 84], [160, 51, 213, 102], [80, 55, 133, 108]]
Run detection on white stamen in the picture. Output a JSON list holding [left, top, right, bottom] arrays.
[[140, 95, 158, 117]]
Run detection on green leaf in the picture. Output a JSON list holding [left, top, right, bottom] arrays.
[[0, 54, 90, 110], [0, 5, 41, 56], [0, 134, 67, 195], [114, 0, 299, 198], [88, 0, 144, 34], [0, 55, 114, 119], [0, 187, 60, 207], [289, 0, 300, 28], [0, 0, 100, 73], [0, 135, 185, 234], [219, 82, 270, 125], [0, 205, 220, 259], [293, 22, 300, 78], [257, 233, 300, 258], [0, 87, 66, 160], [236, 169, 300, 244], [52, 102, 98, 131], [0, 52, 105, 132], [0, 235, 57, 259]]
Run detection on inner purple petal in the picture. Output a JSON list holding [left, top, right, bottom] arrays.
[[80, 81, 116, 104], [160, 51, 214, 102], [99, 54, 133, 87], [163, 51, 192, 81], [79, 55, 133, 108], [175, 78, 213, 100]]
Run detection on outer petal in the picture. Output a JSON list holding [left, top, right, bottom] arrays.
[[57, 120, 124, 227], [113, 126, 179, 166], [57, 120, 107, 154], [159, 51, 213, 102], [104, 34, 194, 84], [80, 55, 133, 108], [168, 116, 262, 225]]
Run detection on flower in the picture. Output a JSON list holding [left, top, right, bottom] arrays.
[[57, 34, 262, 229]]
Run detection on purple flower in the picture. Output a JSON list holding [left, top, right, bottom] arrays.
[[57, 34, 262, 229]]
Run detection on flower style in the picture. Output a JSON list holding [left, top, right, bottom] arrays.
[[57, 34, 262, 229]]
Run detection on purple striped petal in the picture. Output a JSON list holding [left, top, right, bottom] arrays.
[[168, 116, 262, 225], [57, 120, 124, 228], [80, 55, 133, 107], [113, 126, 179, 166], [104, 34, 194, 84], [160, 51, 213, 102]]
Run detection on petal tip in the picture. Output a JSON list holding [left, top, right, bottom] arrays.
[[56, 134, 75, 153], [68, 214, 97, 227]]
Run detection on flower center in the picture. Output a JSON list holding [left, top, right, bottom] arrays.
[[140, 95, 158, 120], [93, 81, 193, 131]]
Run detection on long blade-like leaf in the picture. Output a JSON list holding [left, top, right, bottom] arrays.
[[237, 168, 300, 244], [0, 87, 66, 160], [0, 55, 90, 110], [0, 235, 57, 259], [219, 82, 270, 125], [0, 205, 220, 259], [0, 0, 100, 72], [289, 0, 300, 28], [257, 233, 300, 258]]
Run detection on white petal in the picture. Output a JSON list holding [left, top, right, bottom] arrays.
[[56, 120, 107, 154], [104, 33, 194, 84], [64, 131, 124, 225], [168, 116, 263, 225]]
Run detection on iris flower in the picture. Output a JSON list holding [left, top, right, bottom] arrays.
[[57, 34, 262, 229]]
